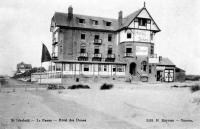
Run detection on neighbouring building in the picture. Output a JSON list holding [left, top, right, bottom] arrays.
[[16, 62, 32, 74], [42, 3, 184, 84], [175, 67, 186, 82]]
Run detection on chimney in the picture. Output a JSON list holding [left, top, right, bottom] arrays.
[[68, 6, 73, 19], [118, 11, 123, 27], [159, 56, 162, 62]]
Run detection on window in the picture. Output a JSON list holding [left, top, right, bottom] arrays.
[[98, 65, 101, 71], [60, 45, 63, 53], [94, 65, 98, 72], [81, 34, 85, 40], [150, 32, 154, 40], [138, 18, 147, 26], [112, 65, 116, 72], [52, 66, 55, 71], [147, 19, 151, 24], [108, 46, 112, 54], [79, 19, 85, 24], [141, 61, 147, 72], [104, 65, 107, 71], [94, 35, 99, 39], [134, 18, 138, 22], [92, 20, 98, 25], [108, 34, 112, 42], [127, 33, 132, 39], [106, 22, 112, 26], [94, 48, 99, 54], [83, 64, 89, 71], [69, 64, 73, 71], [149, 65, 152, 73], [126, 48, 132, 53], [150, 45, 154, 55], [117, 66, 124, 72], [80, 48, 86, 53]]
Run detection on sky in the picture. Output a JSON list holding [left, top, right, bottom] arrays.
[[0, 0, 200, 76]]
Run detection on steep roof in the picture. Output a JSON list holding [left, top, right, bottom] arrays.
[[52, 12, 119, 31], [175, 67, 185, 72], [157, 57, 175, 66], [51, 6, 160, 32], [120, 8, 143, 28]]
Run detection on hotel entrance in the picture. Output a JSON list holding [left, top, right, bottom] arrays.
[[129, 62, 137, 76], [164, 69, 174, 82], [157, 70, 163, 81]]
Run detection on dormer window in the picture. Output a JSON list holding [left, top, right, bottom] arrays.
[[106, 22, 112, 26], [92, 20, 98, 25], [138, 18, 147, 26], [79, 18, 85, 24]]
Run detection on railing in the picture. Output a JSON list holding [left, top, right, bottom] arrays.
[[107, 54, 115, 58], [93, 53, 102, 58], [78, 53, 88, 57], [94, 39, 102, 44], [124, 53, 134, 57]]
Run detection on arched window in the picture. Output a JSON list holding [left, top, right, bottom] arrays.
[[141, 61, 147, 72], [80, 43, 86, 53]]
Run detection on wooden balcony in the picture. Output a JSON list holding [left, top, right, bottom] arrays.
[[93, 39, 102, 45]]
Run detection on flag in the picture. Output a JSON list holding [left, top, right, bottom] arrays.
[[41, 43, 51, 62]]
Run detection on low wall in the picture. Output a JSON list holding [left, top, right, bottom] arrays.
[[41, 78, 62, 84], [61, 75, 126, 85]]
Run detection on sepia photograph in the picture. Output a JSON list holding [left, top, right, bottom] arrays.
[[0, 0, 200, 129]]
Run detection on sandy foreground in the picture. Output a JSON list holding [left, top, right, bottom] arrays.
[[0, 82, 200, 129]]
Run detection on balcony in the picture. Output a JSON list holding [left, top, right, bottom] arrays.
[[105, 54, 115, 62], [78, 53, 88, 61], [94, 39, 102, 45], [52, 52, 58, 60], [92, 53, 102, 61], [124, 53, 134, 57], [78, 53, 88, 57], [107, 54, 115, 58], [93, 53, 102, 58]]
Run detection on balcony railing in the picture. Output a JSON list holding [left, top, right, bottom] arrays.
[[78, 53, 88, 57], [124, 53, 134, 57], [150, 54, 157, 58], [94, 39, 102, 45], [93, 53, 102, 58], [107, 54, 115, 58]]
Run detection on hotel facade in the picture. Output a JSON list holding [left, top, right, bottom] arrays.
[[42, 4, 178, 84]]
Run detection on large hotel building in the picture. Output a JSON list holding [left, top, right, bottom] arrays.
[[40, 4, 184, 84]]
